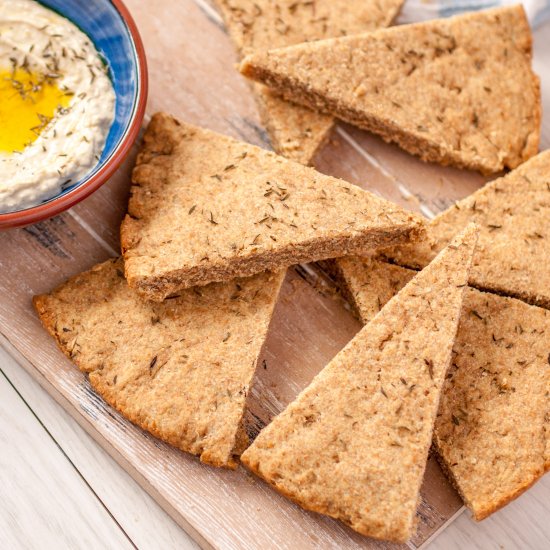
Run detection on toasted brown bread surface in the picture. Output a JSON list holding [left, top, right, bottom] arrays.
[[331, 256, 550, 519], [34, 258, 284, 468], [120, 113, 424, 301], [241, 226, 477, 542], [215, 0, 404, 164], [382, 150, 550, 309], [240, 6, 540, 174]]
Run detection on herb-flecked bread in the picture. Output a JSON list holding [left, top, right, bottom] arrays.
[[33, 258, 285, 469], [382, 150, 550, 309], [250, 88, 334, 165], [120, 113, 424, 301], [214, 0, 404, 164], [240, 6, 540, 174], [241, 225, 477, 542], [329, 255, 550, 519]]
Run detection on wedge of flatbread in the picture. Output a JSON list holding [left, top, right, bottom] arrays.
[[328, 255, 550, 519], [34, 258, 284, 469], [241, 225, 477, 542], [382, 150, 550, 309], [215, 0, 404, 164], [120, 113, 423, 301], [240, 6, 540, 174]]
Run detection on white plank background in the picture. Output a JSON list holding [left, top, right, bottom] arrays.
[[0, 9, 548, 550], [0, 346, 198, 550]]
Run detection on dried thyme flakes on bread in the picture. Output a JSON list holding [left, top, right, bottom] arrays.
[[240, 6, 540, 174], [437, 288, 550, 519], [328, 256, 550, 519], [33, 258, 284, 469], [120, 113, 424, 302], [382, 150, 550, 309], [241, 225, 477, 543], [214, 0, 404, 164]]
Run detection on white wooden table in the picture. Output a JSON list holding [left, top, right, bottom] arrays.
[[1, 8, 549, 550]]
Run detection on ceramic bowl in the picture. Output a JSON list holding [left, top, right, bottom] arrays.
[[0, 0, 148, 229]]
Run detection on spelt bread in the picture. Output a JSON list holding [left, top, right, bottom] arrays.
[[330, 256, 550, 518], [382, 150, 550, 309], [241, 225, 477, 542], [240, 6, 540, 174], [33, 258, 284, 469], [215, 0, 404, 164], [321, 255, 415, 322], [252, 89, 333, 165], [120, 113, 424, 301], [436, 288, 550, 519]]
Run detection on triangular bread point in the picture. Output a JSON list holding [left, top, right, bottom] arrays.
[[253, 86, 334, 165], [383, 149, 550, 309], [240, 6, 540, 174], [120, 113, 424, 301], [215, 0, 404, 164], [34, 259, 285, 469], [328, 256, 550, 520], [241, 225, 477, 542], [435, 288, 550, 519]]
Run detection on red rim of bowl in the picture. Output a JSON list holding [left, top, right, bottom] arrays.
[[0, 0, 148, 230]]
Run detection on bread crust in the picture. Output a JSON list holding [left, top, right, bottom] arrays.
[[382, 150, 550, 310], [330, 256, 550, 520], [241, 226, 477, 542], [214, 0, 405, 164], [241, 6, 540, 175], [120, 113, 424, 301], [34, 258, 284, 468]]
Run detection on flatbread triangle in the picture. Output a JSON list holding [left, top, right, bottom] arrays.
[[121, 113, 423, 301], [34, 258, 285, 469], [382, 150, 550, 309], [240, 6, 540, 174], [214, 0, 404, 164], [241, 224, 477, 542], [328, 255, 550, 520]]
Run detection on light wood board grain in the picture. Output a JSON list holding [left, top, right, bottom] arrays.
[[429, 475, 550, 550]]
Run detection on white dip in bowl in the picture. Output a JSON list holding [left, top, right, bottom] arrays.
[[0, 0, 116, 212]]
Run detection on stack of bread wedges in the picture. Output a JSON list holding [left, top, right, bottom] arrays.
[[238, 4, 540, 174], [36, 113, 424, 473], [35, 2, 549, 544]]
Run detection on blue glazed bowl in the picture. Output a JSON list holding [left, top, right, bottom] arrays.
[[1, 0, 148, 228]]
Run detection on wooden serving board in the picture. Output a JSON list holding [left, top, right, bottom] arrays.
[[1, 1, 548, 548]]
